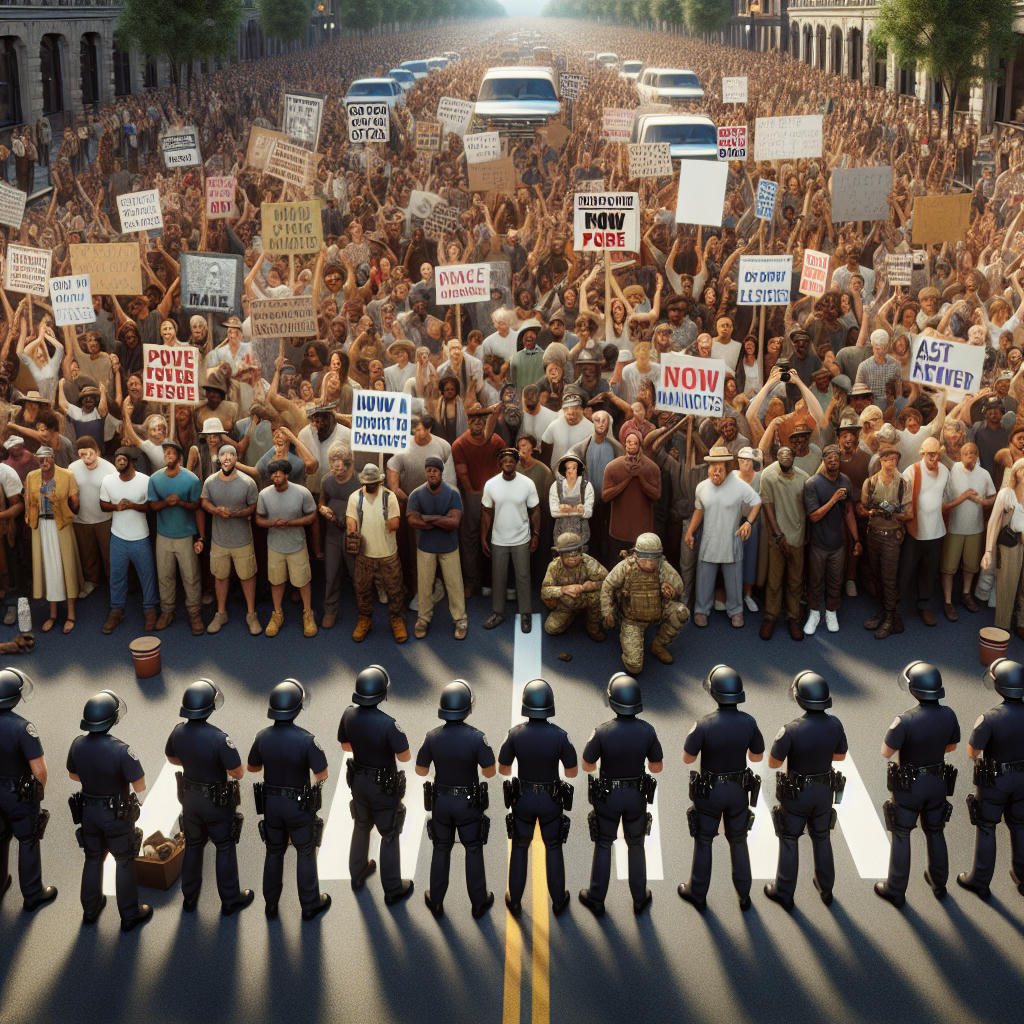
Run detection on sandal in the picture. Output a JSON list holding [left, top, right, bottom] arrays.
[[454, 621, 468, 641], [63, 618, 76, 634], [40, 618, 55, 633]]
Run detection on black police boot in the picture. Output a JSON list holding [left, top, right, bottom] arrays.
[[677, 883, 706, 914], [351, 859, 377, 892], [813, 878, 833, 906], [738, 893, 751, 911], [265, 901, 279, 920], [301, 893, 331, 921], [552, 890, 571, 916], [923, 870, 947, 899], [873, 882, 905, 908], [956, 873, 991, 901], [183, 894, 199, 912], [23, 885, 57, 912], [83, 895, 106, 925], [763, 882, 794, 912], [424, 891, 444, 919], [221, 890, 255, 916], [120, 904, 153, 933], [384, 880, 414, 906], [504, 890, 522, 918], [633, 889, 652, 915], [472, 892, 494, 919], [577, 889, 605, 917]]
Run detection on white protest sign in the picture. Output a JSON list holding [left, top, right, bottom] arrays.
[[675, 160, 729, 227], [800, 249, 830, 296], [463, 132, 501, 165], [628, 143, 672, 179], [143, 344, 200, 405], [49, 274, 94, 326], [437, 97, 474, 137], [737, 255, 792, 306], [347, 103, 389, 144], [831, 166, 892, 223], [909, 336, 985, 397], [559, 73, 585, 101], [722, 76, 748, 104], [602, 109, 633, 142], [655, 353, 728, 417], [573, 192, 640, 251], [283, 90, 325, 150], [755, 179, 778, 221], [435, 263, 491, 304], [717, 125, 747, 161], [4, 244, 51, 296], [753, 115, 823, 161], [352, 390, 412, 453], [205, 176, 237, 220], [0, 181, 27, 228], [886, 253, 913, 287], [117, 189, 163, 233], [159, 126, 201, 169], [265, 139, 317, 189]]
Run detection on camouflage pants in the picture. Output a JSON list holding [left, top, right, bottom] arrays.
[[544, 593, 602, 635], [619, 603, 688, 674], [354, 553, 405, 617]]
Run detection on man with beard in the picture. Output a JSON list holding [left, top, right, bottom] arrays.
[[701, 413, 748, 459], [836, 410, 871, 596], [58, 383, 109, 451], [601, 431, 661, 553], [298, 403, 351, 559]]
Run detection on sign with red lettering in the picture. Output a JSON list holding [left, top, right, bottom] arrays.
[[205, 176, 237, 220], [573, 192, 639, 252], [435, 262, 491, 304], [799, 249, 830, 296], [717, 125, 747, 161], [143, 344, 200, 405], [655, 353, 727, 416]]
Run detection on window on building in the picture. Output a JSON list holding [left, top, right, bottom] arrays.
[[113, 45, 131, 97], [40, 34, 64, 115], [0, 38, 22, 127]]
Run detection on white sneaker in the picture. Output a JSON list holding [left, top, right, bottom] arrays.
[[713, 600, 727, 612], [845, 580, 858, 598], [744, 594, 759, 613], [79, 581, 96, 599], [803, 610, 821, 636], [824, 610, 839, 632]]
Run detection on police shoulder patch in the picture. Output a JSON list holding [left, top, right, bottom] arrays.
[[126, 746, 139, 761], [393, 722, 404, 735], [774, 726, 786, 742], [225, 737, 236, 750], [25, 722, 38, 738], [480, 735, 489, 748], [888, 716, 901, 732], [974, 714, 985, 730], [313, 738, 323, 751]]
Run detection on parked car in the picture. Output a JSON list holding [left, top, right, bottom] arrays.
[[629, 113, 718, 161], [388, 68, 416, 93], [344, 77, 405, 110], [636, 68, 704, 104], [426, 57, 448, 74], [471, 65, 561, 137], [399, 60, 430, 81], [619, 60, 644, 82], [596, 52, 619, 70]]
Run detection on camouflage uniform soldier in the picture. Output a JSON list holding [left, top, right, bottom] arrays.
[[540, 532, 608, 641], [601, 533, 689, 674]]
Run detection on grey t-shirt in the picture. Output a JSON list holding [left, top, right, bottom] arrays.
[[202, 471, 258, 548], [257, 483, 315, 553]]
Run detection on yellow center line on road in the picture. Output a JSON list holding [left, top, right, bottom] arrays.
[[502, 839, 523, 1024], [530, 826, 550, 1024]]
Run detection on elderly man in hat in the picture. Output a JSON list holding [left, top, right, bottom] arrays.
[[195, 370, 239, 435], [383, 338, 418, 393], [685, 446, 761, 629], [540, 392, 593, 469], [541, 531, 607, 641], [205, 316, 252, 372], [601, 532, 688, 673], [855, 330, 902, 410], [847, 380, 876, 421]]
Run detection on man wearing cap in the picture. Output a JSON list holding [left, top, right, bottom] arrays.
[[541, 531, 607, 641], [855, 330, 901, 410], [297, 401, 351, 498], [205, 316, 252, 373], [57, 381, 109, 452], [194, 370, 239, 437], [99, 447, 159, 634], [900, 437, 950, 627], [602, 431, 662, 554], [383, 339, 418, 393], [836, 410, 870, 596], [786, 331, 822, 403], [968, 395, 1010, 483], [847, 380, 875, 421], [148, 440, 204, 635], [540, 393, 594, 470]]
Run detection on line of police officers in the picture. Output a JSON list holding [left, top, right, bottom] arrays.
[[1, 656, 1024, 927]]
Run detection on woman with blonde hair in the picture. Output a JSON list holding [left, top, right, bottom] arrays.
[[981, 456, 1024, 635]]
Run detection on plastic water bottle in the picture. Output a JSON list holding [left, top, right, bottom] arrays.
[[17, 597, 31, 634]]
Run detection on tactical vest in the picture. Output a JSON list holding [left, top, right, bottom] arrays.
[[618, 557, 663, 622]]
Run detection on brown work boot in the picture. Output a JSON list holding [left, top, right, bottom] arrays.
[[352, 615, 372, 642], [101, 609, 124, 635], [759, 617, 776, 641], [787, 618, 804, 641], [187, 608, 204, 636], [144, 609, 158, 632], [321, 611, 337, 630], [155, 611, 174, 631], [649, 641, 673, 664], [586, 626, 606, 642], [391, 615, 408, 643]]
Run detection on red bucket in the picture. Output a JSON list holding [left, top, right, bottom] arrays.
[[129, 636, 162, 678], [979, 627, 1010, 667]]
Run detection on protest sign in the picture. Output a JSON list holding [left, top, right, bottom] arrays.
[[283, 90, 325, 150], [435, 263, 491, 304], [909, 336, 985, 397], [180, 252, 243, 314], [737, 255, 792, 305], [722, 76, 748, 104], [117, 189, 163, 233], [347, 102, 390, 144], [628, 143, 672, 179], [423, 203, 461, 242], [246, 126, 290, 170], [70, 243, 140, 295], [467, 156, 517, 194], [886, 253, 913, 287], [159, 126, 201, 169], [559, 73, 585, 100], [602, 109, 633, 142], [437, 97, 474, 137], [250, 296, 318, 339], [753, 115, 823, 161], [463, 132, 501, 165], [0, 181, 26, 229], [352, 390, 411, 453], [49, 275, 94, 326], [755, 178, 778, 221], [415, 121, 442, 153], [831, 166, 892, 223], [205, 176, 237, 220], [655, 353, 728, 417], [573, 192, 640, 251], [4, 244, 51, 296], [800, 249, 830, 296], [143, 344, 200, 404], [261, 200, 324, 254], [911, 194, 973, 245], [265, 139, 317, 189], [675, 161, 729, 227], [717, 125, 747, 161]]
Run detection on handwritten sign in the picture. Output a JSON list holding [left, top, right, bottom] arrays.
[[463, 132, 501, 165], [246, 126, 290, 170], [415, 121, 442, 152], [436, 263, 491, 304], [180, 252, 243, 314], [352, 389, 411, 453], [347, 102, 390, 144], [4, 244, 51, 296], [573, 192, 640, 252], [159, 126, 201, 169], [909, 336, 985, 397], [559, 73, 585, 101], [753, 115, 822, 161], [755, 178, 778, 221], [264, 139, 316, 189], [143, 344, 200, 404], [261, 200, 324, 255], [423, 203, 461, 242], [737, 255, 792, 306], [722, 76, 748, 104], [204, 176, 236, 220], [250, 296, 318, 339], [467, 156, 516, 194], [675, 160, 729, 227], [49, 274, 94, 326], [800, 249, 830, 296], [912, 194, 972, 245], [831, 166, 892, 223], [628, 143, 672, 179], [655, 353, 727, 416], [70, 243, 140, 295], [283, 90, 325, 150], [717, 125, 747, 161], [886, 253, 913, 287], [437, 97, 474, 137], [0, 181, 25, 228], [602, 108, 633, 142], [117, 189, 163, 233]]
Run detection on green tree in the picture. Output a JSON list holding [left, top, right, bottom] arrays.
[[872, 0, 1017, 141], [650, 0, 684, 30], [683, 0, 731, 37], [258, 0, 316, 42]]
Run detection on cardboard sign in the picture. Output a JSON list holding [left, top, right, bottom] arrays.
[[655, 353, 728, 416], [261, 200, 324, 255], [159, 126, 201, 169], [49, 274, 94, 326], [737, 255, 792, 306], [722, 76, 748, 104], [602, 109, 633, 142], [463, 132, 501, 165], [264, 139, 316, 189], [755, 178, 778, 221], [205, 176, 237, 220], [573, 192, 640, 252], [799, 249, 830, 296], [180, 252, 243, 314], [753, 115, 823, 161], [909, 336, 985, 397], [628, 143, 672, 179], [675, 160, 729, 227], [437, 97, 474, 137], [717, 125, 747, 161], [250, 296, 318, 339], [423, 203, 461, 242], [435, 263, 491, 304], [831, 166, 892, 223], [70, 242, 141, 295], [117, 189, 163, 233], [415, 121, 442, 153], [0, 181, 26, 229], [4, 244, 51, 296], [246, 126, 290, 170], [911, 194, 972, 245], [352, 389, 411, 453], [467, 157, 516, 195], [559, 73, 585, 101], [347, 102, 390, 144], [283, 90, 325, 150], [886, 253, 913, 287], [143, 344, 200, 404]]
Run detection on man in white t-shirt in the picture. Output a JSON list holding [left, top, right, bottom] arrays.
[[481, 447, 539, 633], [540, 393, 593, 468], [98, 446, 158, 633], [68, 436, 116, 597], [0, 454, 24, 624], [900, 436, 950, 626], [481, 312, 517, 371]]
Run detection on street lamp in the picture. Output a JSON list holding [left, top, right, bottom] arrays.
[[748, 0, 761, 51]]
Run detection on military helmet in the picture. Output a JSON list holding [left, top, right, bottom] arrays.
[[704, 665, 745, 705], [267, 679, 306, 721], [81, 690, 127, 732], [986, 658, 1024, 701], [438, 679, 473, 721], [521, 678, 555, 719], [633, 532, 663, 560], [0, 668, 33, 710], [791, 670, 832, 711], [607, 672, 642, 715], [179, 679, 223, 720], [900, 661, 944, 701], [353, 664, 390, 706], [552, 531, 584, 555]]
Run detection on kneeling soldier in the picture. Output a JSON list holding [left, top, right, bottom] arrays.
[[540, 532, 607, 641]]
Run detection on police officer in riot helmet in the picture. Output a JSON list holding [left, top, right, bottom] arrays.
[[763, 671, 848, 911], [876, 661, 960, 908], [416, 680, 496, 919], [67, 689, 152, 931], [166, 679, 254, 915], [679, 665, 764, 913], [338, 664, 414, 906], [498, 678, 578, 917], [247, 679, 331, 921], [0, 668, 57, 912], [957, 658, 1024, 900], [579, 672, 663, 916]]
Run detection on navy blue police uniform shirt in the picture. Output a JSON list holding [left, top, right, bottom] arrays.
[[499, 720, 577, 782], [684, 709, 764, 775], [166, 720, 241, 784], [0, 709, 43, 776], [582, 718, 662, 778], [247, 722, 328, 789], [770, 713, 848, 774], [67, 733, 144, 796], [884, 705, 960, 765], [416, 723, 495, 786], [968, 701, 1024, 762], [338, 706, 409, 768]]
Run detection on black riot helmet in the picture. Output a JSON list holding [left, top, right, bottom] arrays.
[[521, 678, 555, 719], [438, 680, 473, 721], [900, 661, 944, 701], [180, 679, 224, 720], [81, 690, 127, 732], [986, 658, 1024, 701], [607, 673, 642, 715], [353, 664, 390, 706], [267, 679, 306, 721], [0, 668, 33, 710], [704, 665, 745, 706], [791, 671, 832, 711]]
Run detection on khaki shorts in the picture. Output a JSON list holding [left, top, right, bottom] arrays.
[[210, 541, 258, 581], [940, 532, 983, 575], [268, 546, 312, 587]]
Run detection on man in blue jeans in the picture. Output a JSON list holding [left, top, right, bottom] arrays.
[[99, 447, 158, 633]]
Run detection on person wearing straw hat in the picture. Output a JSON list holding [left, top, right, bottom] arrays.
[[383, 338, 418, 393], [540, 531, 608, 642]]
